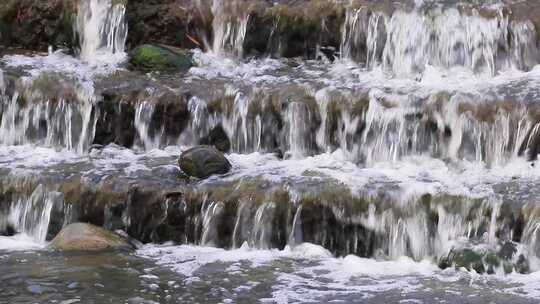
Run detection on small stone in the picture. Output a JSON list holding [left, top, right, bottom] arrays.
[[60, 299, 81, 304], [27, 284, 45, 294], [26, 284, 56, 294]]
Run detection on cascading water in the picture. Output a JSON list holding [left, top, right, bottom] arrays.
[[200, 200, 225, 246], [6, 185, 64, 243], [76, 0, 128, 62], [0, 0, 127, 153], [134, 100, 161, 151], [209, 0, 249, 57], [0, 75, 97, 153], [340, 6, 539, 77], [5, 0, 540, 301]]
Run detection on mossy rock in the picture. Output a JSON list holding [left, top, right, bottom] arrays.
[[129, 44, 194, 72], [440, 248, 487, 273], [438, 246, 530, 274]]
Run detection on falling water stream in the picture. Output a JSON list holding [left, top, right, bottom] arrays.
[[76, 0, 128, 63]]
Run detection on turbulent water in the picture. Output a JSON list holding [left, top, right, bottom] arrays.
[[2, 0, 540, 303]]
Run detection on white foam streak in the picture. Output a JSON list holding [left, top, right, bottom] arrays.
[[341, 6, 539, 78]]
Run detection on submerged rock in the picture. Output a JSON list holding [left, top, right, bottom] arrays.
[[48, 223, 133, 251], [439, 248, 489, 273], [129, 44, 194, 72], [438, 245, 529, 274], [178, 146, 232, 179]]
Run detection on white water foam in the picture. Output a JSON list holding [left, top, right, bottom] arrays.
[[0, 143, 539, 204], [137, 242, 540, 302], [0, 234, 45, 251]]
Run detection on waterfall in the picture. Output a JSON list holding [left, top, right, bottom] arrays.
[[288, 204, 303, 246], [184, 89, 269, 154], [0, 77, 97, 153], [340, 6, 539, 77], [200, 200, 225, 246], [177, 85, 536, 166], [232, 200, 250, 249], [6, 185, 64, 243], [134, 101, 161, 151], [210, 0, 250, 57], [220, 88, 261, 152], [76, 0, 128, 62], [285, 101, 316, 159], [249, 202, 276, 249], [357, 91, 530, 166]]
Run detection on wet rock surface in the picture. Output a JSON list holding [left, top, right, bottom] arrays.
[[0, 0, 77, 52], [49, 223, 134, 251], [2, 0, 539, 59], [178, 145, 231, 179]]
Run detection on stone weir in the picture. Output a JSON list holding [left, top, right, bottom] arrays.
[[0, 147, 540, 275], [1, 63, 540, 274], [2, 0, 540, 62], [3, 64, 540, 166]]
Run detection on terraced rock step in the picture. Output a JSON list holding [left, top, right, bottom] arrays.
[[3, 65, 540, 166], [2, 0, 540, 63], [0, 148, 539, 274]]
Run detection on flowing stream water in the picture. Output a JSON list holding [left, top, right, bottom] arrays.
[[2, 0, 540, 303]]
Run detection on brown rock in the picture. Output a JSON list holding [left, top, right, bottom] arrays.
[[48, 223, 133, 251]]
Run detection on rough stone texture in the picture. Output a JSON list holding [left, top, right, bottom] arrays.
[[48, 223, 133, 251], [94, 91, 138, 147], [178, 145, 232, 179], [0, 0, 76, 52], [147, 91, 191, 142], [125, 0, 207, 51]]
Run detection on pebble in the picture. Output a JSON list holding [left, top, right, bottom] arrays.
[[26, 284, 56, 294], [59, 299, 81, 304]]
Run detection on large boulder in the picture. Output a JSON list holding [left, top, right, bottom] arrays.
[[129, 44, 194, 72], [178, 146, 232, 179], [48, 223, 133, 251]]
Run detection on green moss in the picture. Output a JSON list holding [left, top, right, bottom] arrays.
[[451, 248, 486, 273], [129, 44, 194, 72]]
